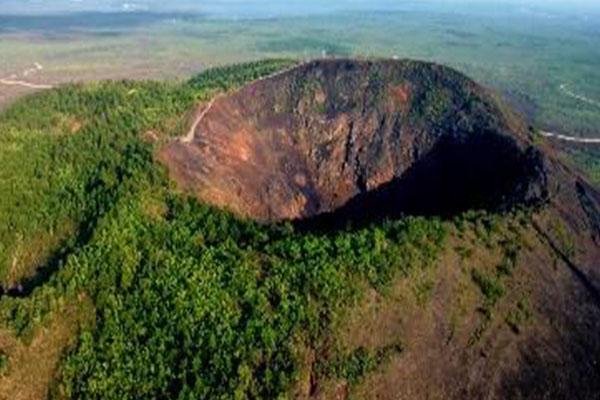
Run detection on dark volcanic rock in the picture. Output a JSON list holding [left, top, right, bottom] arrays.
[[160, 59, 549, 222]]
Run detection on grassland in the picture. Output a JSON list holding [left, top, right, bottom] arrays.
[[1, 7, 599, 138]]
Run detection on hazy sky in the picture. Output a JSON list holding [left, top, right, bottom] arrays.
[[1, 0, 599, 15]]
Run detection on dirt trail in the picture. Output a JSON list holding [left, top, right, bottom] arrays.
[[538, 83, 600, 144], [0, 79, 52, 89], [540, 131, 600, 144], [181, 96, 219, 143], [180, 61, 306, 143], [560, 83, 600, 108], [181, 63, 600, 148], [0, 63, 53, 90]]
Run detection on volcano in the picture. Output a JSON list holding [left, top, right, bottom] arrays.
[[159, 59, 550, 224]]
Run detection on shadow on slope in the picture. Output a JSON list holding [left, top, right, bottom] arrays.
[[296, 133, 548, 231]]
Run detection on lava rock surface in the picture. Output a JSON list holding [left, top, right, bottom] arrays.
[[160, 59, 548, 223]]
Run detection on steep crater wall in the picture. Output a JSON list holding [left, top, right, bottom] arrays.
[[160, 59, 548, 223]]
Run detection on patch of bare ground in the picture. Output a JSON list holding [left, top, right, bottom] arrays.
[[50, 114, 85, 136], [0, 295, 93, 400]]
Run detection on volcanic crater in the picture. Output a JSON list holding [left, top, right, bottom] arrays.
[[160, 59, 549, 224]]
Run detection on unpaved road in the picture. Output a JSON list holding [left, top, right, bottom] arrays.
[[0, 63, 53, 90], [181, 97, 219, 143], [0, 79, 53, 90], [560, 83, 600, 108], [540, 131, 600, 144], [181, 61, 305, 143]]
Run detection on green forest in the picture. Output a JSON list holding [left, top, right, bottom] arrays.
[[0, 59, 591, 399]]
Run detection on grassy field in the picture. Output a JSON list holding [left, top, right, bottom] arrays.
[[0, 6, 599, 137]]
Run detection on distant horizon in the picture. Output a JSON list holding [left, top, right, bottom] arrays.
[[1, 0, 599, 17], [1, 0, 599, 137]]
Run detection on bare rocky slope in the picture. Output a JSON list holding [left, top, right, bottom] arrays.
[[160, 59, 548, 224]]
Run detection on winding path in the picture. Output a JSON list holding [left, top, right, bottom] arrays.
[[181, 61, 307, 143], [535, 83, 600, 144], [560, 83, 600, 108], [181, 97, 219, 143], [0, 62, 53, 90], [540, 131, 600, 144], [0, 78, 53, 89]]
